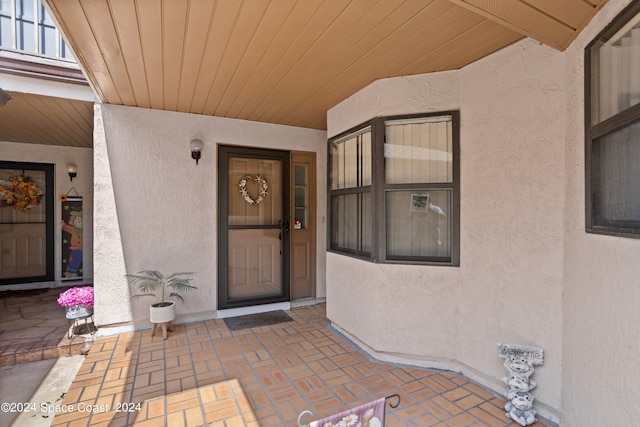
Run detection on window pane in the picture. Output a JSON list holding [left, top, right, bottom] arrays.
[[17, 20, 34, 51], [0, 0, 11, 13], [0, 15, 11, 48], [61, 38, 74, 60], [385, 116, 452, 184], [294, 208, 306, 229], [330, 127, 371, 190], [227, 157, 282, 226], [39, 24, 54, 56], [295, 164, 306, 186], [39, 2, 54, 26], [227, 229, 282, 299], [592, 121, 640, 222], [593, 18, 640, 124], [0, 169, 47, 222], [331, 193, 371, 253], [386, 190, 451, 258], [294, 164, 307, 229], [17, 0, 34, 19], [294, 187, 306, 207]]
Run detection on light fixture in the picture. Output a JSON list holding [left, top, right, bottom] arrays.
[[0, 87, 12, 107], [190, 139, 203, 165], [67, 164, 78, 181]]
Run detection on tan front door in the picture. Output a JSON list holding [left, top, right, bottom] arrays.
[[290, 152, 315, 300], [218, 146, 290, 309]]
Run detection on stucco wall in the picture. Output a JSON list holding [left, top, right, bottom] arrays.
[[327, 39, 566, 420], [94, 104, 327, 328], [0, 140, 94, 287], [327, 1, 640, 424], [562, 0, 640, 426], [458, 39, 566, 417]]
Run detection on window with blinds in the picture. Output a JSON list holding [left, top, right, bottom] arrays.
[[328, 112, 459, 265], [586, 1, 640, 237], [329, 127, 372, 255], [384, 117, 454, 261]]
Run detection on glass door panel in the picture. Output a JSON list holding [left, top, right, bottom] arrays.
[[0, 162, 53, 284], [294, 164, 307, 229], [228, 229, 282, 299], [219, 147, 289, 309], [228, 157, 282, 226]]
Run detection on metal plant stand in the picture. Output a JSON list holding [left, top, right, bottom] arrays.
[[65, 305, 96, 339]]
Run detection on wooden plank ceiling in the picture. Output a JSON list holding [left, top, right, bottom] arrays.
[[0, 91, 94, 148], [44, 0, 608, 131], [0, 55, 94, 147]]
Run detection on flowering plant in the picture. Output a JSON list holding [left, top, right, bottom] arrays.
[[57, 286, 94, 308]]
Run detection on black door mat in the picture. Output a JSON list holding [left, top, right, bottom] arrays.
[[223, 310, 294, 331]]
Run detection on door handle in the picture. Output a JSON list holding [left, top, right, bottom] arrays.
[[278, 219, 290, 233]]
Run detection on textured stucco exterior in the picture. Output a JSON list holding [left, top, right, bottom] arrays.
[[562, 0, 640, 426], [0, 140, 94, 288], [51, 0, 640, 423], [327, 38, 565, 421], [327, 0, 640, 425], [93, 104, 327, 328]]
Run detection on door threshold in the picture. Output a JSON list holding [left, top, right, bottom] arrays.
[[216, 302, 291, 319], [291, 297, 325, 308]]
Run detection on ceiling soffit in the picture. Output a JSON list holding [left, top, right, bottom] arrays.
[[0, 91, 93, 148], [45, 0, 608, 130], [449, 0, 608, 50]]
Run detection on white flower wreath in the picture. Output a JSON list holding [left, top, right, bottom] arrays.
[[239, 174, 269, 205]]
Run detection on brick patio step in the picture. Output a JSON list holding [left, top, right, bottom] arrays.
[[0, 330, 94, 367], [0, 288, 95, 366]]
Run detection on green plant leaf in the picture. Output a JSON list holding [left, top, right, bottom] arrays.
[[126, 270, 197, 303]]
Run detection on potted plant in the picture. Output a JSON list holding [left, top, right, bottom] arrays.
[[57, 286, 94, 318], [126, 270, 197, 338], [57, 286, 95, 338]]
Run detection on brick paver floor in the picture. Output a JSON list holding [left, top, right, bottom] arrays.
[[0, 288, 93, 366], [50, 304, 545, 426]]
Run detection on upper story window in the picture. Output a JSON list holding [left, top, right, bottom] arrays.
[[328, 112, 460, 266], [586, 0, 640, 238], [0, 0, 74, 61]]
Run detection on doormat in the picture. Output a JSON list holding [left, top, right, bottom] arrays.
[[223, 310, 294, 331]]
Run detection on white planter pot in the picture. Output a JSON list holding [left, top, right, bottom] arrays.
[[149, 301, 175, 323]]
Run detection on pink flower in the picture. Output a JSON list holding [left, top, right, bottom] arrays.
[[57, 286, 94, 308]]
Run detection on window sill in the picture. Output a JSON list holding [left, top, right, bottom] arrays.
[[328, 249, 459, 267], [586, 226, 640, 239]]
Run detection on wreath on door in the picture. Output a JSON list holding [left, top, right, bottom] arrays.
[[0, 175, 44, 211], [239, 175, 269, 205]]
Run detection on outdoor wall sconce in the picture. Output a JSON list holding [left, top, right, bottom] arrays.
[[190, 139, 203, 165], [0, 87, 12, 107], [67, 164, 78, 181]]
